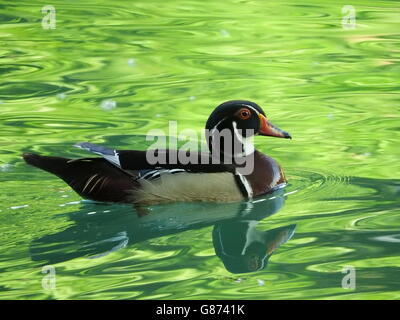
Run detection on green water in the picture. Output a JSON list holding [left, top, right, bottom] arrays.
[[1, 0, 399, 300]]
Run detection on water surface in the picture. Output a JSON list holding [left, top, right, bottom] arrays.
[[0, 0, 399, 299]]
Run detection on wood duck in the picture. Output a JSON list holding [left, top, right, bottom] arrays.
[[22, 100, 291, 205]]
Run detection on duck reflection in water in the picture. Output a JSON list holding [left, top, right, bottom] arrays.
[[213, 222, 295, 274], [30, 188, 295, 274]]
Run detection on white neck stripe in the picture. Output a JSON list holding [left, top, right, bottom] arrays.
[[237, 172, 253, 199]]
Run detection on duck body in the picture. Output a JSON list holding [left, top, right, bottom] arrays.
[[23, 100, 291, 206], [130, 149, 286, 205]]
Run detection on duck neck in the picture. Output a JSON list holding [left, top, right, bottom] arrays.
[[208, 122, 255, 160]]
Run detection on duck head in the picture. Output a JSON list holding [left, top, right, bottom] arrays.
[[205, 100, 291, 158]]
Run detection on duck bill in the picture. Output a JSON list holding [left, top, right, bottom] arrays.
[[258, 114, 291, 139]]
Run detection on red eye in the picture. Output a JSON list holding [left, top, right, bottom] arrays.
[[237, 108, 251, 120]]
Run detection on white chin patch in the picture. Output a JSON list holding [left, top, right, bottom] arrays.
[[232, 121, 255, 157]]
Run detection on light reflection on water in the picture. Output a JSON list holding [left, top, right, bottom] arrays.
[[0, 0, 399, 299]]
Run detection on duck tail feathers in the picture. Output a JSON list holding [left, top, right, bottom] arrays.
[[22, 152, 137, 203]]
